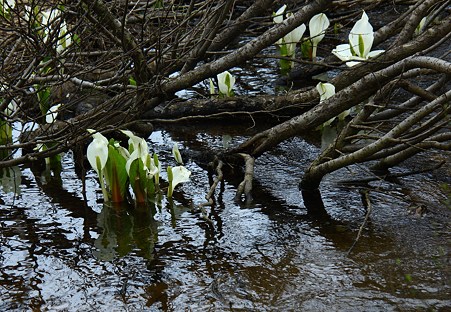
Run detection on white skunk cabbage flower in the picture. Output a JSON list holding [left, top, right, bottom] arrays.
[[273, 4, 306, 57], [167, 165, 191, 197], [309, 13, 330, 59], [121, 130, 150, 175], [332, 11, 384, 67], [87, 129, 109, 175], [273, 5, 287, 24], [41, 8, 60, 43], [45, 104, 61, 123], [317, 82, 337, 126], [1, 0, 15, 14], [317, 82, 335, 103], [217, 71, 235, 97], [41, 8, 72, 54], [284, 12, 306, 57], [172, 143, 183, 165], [56, 22, 72, 54], [273, 5, 306, 58], [415, 16, 427, 36]]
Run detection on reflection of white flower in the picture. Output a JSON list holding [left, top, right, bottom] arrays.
[[332, 11, 384, 67], [309, 13, 329, 59], [0, 166, 22, 195]]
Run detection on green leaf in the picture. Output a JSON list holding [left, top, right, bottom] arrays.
[[37, 86, 52, 116], [225, 74, 231, 92], [279, 41, 288, 57], [0, 121, 12, 145], [96, 156, 103, 176], [349, 40, 357, 56], [279, 59, 292, 75], [153, 153, 160, 189], [105, 144, 128, 202], [358, 34, 365, 57], [167, 166, 173, 182], [128, 158, 147, 203], [154, 0, 163, 8], [301, 40, 312, 59]]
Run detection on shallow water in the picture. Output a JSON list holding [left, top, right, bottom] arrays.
[[0, 128, 450, 311]]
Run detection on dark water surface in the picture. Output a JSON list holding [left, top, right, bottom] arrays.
[[0, 128, 449, 311]]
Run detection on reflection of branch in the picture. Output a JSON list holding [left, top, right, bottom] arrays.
[[347, 190, 372, 256], [339, 160, 446, 185], [200, 158, 223, 207]]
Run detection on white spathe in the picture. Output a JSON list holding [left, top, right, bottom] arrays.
[[415, 16, 427, 35], [332, 11, 385, 67], [273, 7, 306, 58], [316, 82, 341, 127], [349, 11, 373, 58], [309, 13, 329, 58], [273, 5, 287, 24], [172, 143, 183, 165], [168, 166, 191, 196], [56, 22, 72, 54], [316, 82, 335, 103], [41, 8, 72, 54], [87, 129, 109, 175], [2, 0, 15, 10], [217, 71, 235, 97], [45, 104, 61, 123]]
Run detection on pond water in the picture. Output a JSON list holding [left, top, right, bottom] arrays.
[[0, 126, 449, 311]]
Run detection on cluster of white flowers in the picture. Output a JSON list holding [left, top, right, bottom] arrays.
[[87, 130, 191, 203]]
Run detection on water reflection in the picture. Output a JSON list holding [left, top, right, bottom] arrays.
[[0, 129, 449, 311], [95, 203, 158, 261], [0, 166, 21, 195]]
